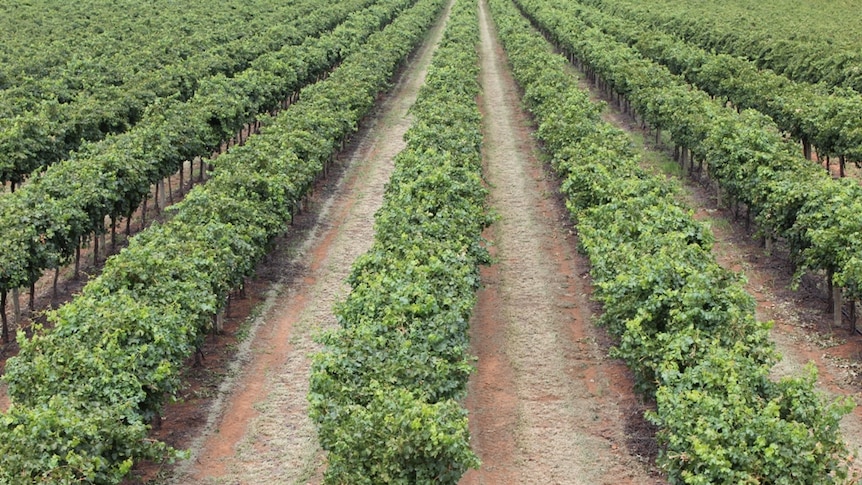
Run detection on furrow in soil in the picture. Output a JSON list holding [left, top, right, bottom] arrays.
[[170, 4, 454, 483], [462, 2, 662, 484]]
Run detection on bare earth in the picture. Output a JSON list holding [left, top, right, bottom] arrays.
[[461, 2, 665, 483], [167, 4, 454, 483]]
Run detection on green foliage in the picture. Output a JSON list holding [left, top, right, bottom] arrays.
[[0, 0, 379, 186], [652, 352, 853, 485], [580, 0, 862, 93], [565, 1, 862, 165], [0, 398, 174, 484], [0, 0, 446, 481], [309, 1, 486, 481], [489, 0, 855, 481], [0, 0, 410, 294], [511, 0, 862, 302], [314, 387, 477, 484]]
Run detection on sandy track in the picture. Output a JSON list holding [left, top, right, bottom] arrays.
[[168, 4, 454, 483], [461, 2, 664, 483]]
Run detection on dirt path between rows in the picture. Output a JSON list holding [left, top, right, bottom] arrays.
[[167, 5, 454, 483], [0, 382, 8, 412], [569, 52, 862, 477], [460, 2, 665, 483]]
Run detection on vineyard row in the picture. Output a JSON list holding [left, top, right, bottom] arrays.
[[566, 0, 862, 169], [0, 0, 442, 481], [0, 0, 413, 338], [309, 0, 487, 481], [581, 0, 862, 93], [0, 0, 372, 187], [490, 0, 854, 482], [517, 0, 862, 319]]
